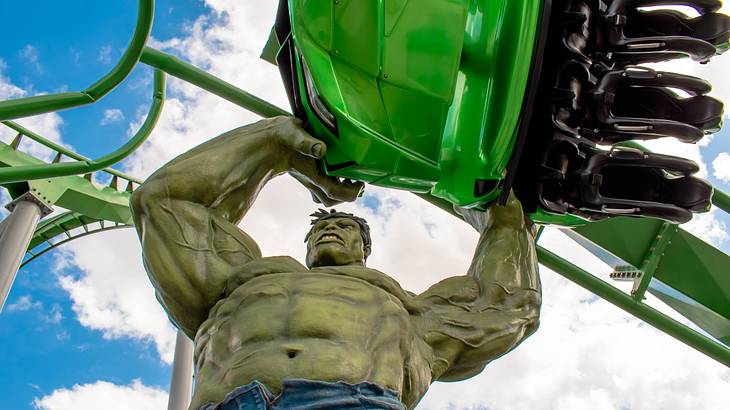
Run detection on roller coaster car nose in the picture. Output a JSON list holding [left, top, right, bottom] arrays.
[[576, 66, 724, 144], [539, 143, 712, 223], [595, 0, 730, 64]]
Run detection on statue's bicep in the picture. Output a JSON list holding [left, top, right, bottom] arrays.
[[417, 280, 539, 381], [136, 200, 261, 333]]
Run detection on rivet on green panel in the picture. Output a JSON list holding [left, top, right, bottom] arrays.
[[332, 0, 381, 75], [382, 0, 467, 101], [330, 59, 392, 141], [300, 0, 333, 51]]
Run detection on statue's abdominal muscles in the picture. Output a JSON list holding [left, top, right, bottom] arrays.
[[191, 272, 414, 408]]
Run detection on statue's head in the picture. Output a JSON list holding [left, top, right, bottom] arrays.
[[304, 209, 372, 268]]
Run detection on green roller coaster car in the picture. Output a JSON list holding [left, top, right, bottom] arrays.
[[263, 0, 730, 225]]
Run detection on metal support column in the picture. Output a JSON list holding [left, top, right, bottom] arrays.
[[168, 329, 194, 410], [0, 193, 50, 311]]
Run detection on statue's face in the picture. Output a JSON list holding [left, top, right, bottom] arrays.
[[306, 217, 370, 268]]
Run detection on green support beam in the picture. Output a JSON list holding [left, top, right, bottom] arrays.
[[631, 222, 678, 301], [140, 47, 289, 118], [538, 247, 730, 367], [0, 0, 154, 121], [1, 121, 143, 185], [713, 189, 730, 214], [0, 142, 137, 224]]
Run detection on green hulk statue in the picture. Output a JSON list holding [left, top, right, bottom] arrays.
[[131, 117, 541, 409]]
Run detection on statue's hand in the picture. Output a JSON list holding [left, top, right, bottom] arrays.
[[490, 191, 527, 229], [456, 191, 527, 233], [270, 116, 364, 206]]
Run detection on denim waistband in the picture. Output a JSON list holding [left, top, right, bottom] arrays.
[[280, 378, 400, 399], [202, 378, 405, 410]]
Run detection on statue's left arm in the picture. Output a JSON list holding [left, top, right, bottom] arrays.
[[415, 193, 541, 381]]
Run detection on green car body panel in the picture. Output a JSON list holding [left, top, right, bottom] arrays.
[[284, 0, 545, 207]]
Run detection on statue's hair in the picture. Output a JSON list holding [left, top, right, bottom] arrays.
[[304, 208, 372, 252]]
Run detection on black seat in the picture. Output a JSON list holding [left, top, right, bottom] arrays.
[[625, 9, 730, 46], [537, 141, 712, 223], [579, 66, 723, 143], [612, 88, 723, 132], [595, 0, 730, 64]]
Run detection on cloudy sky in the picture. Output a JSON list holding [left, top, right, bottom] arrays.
[[1, 1, 730, 409]]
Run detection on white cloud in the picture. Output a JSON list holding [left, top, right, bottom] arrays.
[[6, 295, 42, 312], [5, 295, 64, 325], [20, 44, 42, 73], [0, 63, 68, 163], [50, 1, 730, 409], [713, 152, 730, 184], [100, 108, 124, 126], [682, 207, 729, 247], [33, 379, 167, 410], [0, 59, 25, 100], [56, 229, 177, 364], [47, 303, 63, 324], [97, 45, 113, 65]]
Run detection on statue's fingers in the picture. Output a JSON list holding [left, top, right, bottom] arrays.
[[291, 172, 343, 207], [293, 157, 364, 202], [279, 119, 327, 159], [310, 174, 363, 203], [320, 176, 364, 203]]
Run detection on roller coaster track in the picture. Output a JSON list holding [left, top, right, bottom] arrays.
[[0, 122, 139, 224], [0, 2, 729, 401]]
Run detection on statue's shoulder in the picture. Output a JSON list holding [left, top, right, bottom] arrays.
[[225, 255, 307, 294]]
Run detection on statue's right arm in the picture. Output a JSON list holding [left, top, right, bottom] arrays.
[[130, 117, 363, 338]]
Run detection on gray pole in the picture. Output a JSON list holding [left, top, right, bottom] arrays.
[[168, 329, 194, 410], [0, 198, 46, 311]]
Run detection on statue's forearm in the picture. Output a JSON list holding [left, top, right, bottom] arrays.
[[140, 120, 290, 223], [469, 224, 540, 293], [467, 220, 541, 307]]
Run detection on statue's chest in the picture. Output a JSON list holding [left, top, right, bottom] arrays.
[[227, 271, 390, 307]]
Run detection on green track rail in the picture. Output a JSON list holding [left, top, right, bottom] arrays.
[[0, 69, 165, 184], [0, 124, 142, 224]]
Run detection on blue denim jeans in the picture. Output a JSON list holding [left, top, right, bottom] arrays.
[[201, 379, 406, 410]]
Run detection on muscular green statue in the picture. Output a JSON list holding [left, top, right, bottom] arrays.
[[130, 117, 541, 409]]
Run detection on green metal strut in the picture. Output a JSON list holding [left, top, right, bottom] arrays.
[[140, 47, 288, 118], [538, 247, 730, 367], [0, 69, 165, 184], [0, 0, 154, 121], [0, 121, 143, 185]]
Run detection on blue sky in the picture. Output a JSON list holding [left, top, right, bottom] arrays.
[[0, 1, 208, 408], [2, 1, 730, 409]]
